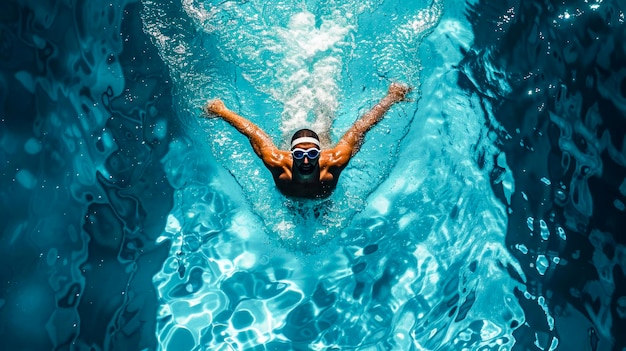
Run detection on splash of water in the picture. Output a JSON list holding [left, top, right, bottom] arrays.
[[142, 0, 526, 350], [142, 0, 442, 246]]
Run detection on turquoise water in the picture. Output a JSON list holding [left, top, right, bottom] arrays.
[[144, 0, 523, 349], [2, 0, 625, 350]]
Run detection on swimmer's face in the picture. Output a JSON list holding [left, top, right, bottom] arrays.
[[292, 142, 320, 176]]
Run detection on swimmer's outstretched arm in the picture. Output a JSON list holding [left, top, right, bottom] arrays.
[[335, 83, 411, 157], [203, 99, 282, 161]]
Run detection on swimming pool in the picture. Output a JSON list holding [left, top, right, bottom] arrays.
[[1, 0, 624, 350]]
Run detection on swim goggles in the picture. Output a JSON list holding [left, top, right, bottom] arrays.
[[291, 147, 320, 160]]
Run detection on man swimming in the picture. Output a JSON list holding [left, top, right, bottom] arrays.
[[203, 82, 411, 198]]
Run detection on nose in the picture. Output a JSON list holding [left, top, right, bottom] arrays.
[[303, 157, 309, 164]]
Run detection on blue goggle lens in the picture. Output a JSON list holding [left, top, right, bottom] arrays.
[[292, 148, 320, 160]]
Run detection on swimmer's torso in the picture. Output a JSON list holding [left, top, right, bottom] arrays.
[[268, 152, 344, 199], [274, 174, 338, 198]]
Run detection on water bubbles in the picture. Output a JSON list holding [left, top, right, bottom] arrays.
[[535, 255, 549, 275], [526, 217, 534, 232], [554, 188, 567, 203], [559, 11, 572, 20], [540, 177, 551, 186], [557, 226, 566, 240], [539, 219, 550, 240]]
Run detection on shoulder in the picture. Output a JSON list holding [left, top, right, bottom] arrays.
[[260, 147, 291, 169], [320, 144, 352, 169]]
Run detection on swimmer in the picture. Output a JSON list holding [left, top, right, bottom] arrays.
[[203, 82, 411, 198]]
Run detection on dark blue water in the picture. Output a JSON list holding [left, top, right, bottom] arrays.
[[1, 0, 624, 350], [459, 1, 626, 349]]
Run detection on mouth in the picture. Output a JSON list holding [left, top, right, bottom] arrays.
[[299, 164, 314, 174]]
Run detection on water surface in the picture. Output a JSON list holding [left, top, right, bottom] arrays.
[[0, 0, 624, 350]]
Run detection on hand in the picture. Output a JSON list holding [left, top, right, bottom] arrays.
[[388, 83, 411, 102], [203, 99, 227, 117]]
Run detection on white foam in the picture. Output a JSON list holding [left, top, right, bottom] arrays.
[[272, 11, 354, 141]]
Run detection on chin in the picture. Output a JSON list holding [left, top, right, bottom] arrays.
[[299, 168, 314, 175]]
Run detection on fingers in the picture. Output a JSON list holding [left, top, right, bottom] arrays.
[[389, 83, 412, 101], [203, 99, 225, 117]]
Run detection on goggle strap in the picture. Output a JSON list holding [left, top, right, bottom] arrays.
[[291, 137, 320, 148]]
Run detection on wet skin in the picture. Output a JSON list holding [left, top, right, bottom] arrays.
[[273, 142, 340, 199], [203, 83, 411, 198]]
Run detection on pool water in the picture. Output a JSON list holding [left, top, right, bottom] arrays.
[[1, 0, 625, 350]]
